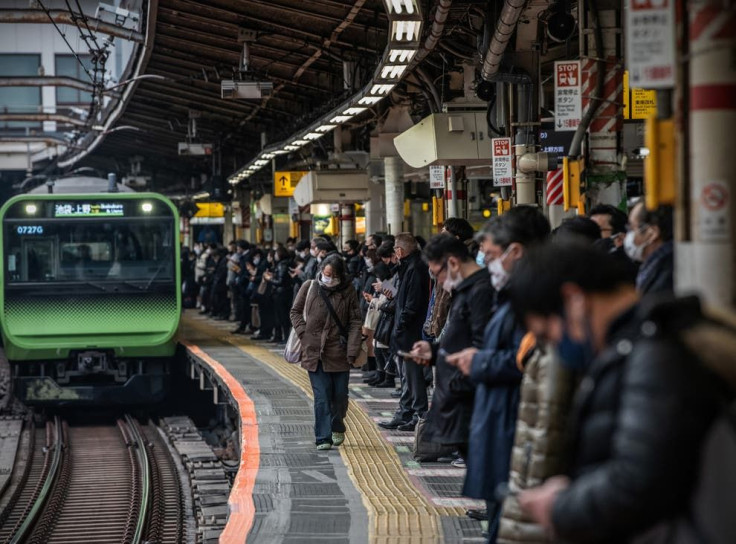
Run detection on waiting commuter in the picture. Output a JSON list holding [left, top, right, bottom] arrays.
[[211, 247, 230, 320], [409, 234, 495, 461], [552, 216, 601, 243], [445, 206, 550, 543], [266, 246, 294, 344], [626, 202, 674, 295], [509, 242, 722, 544], [290, 254, 362, 450], [589, 204, 639, 283], [379, 232, 431, 432], [343, 239, 362, 284], [363, 261, 395, 387]]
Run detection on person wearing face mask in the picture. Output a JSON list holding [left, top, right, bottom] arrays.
[[290, 255, 362, 450], [508, 242, 725, 544], [445, 207, 551, 544], [625, 202, 674, 296], [408, 234, 494, 462]]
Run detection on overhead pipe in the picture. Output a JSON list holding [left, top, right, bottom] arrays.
[[410, 0, 453, 68], [480, 0, 529, 82], [0, 9, 144, 42], [568, 0, 605, 158], [0, 76, 94, 92], [0, 113, 87, 127]]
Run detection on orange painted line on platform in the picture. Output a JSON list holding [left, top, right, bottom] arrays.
[[183, 341, 260, 543]]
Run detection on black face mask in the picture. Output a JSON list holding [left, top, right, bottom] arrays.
[[593, 237, 615, 254]]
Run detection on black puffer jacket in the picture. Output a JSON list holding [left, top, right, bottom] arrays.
[[270, 258, 293, 295], [552, 298, 721, 543], [390, 250, 430, 353]]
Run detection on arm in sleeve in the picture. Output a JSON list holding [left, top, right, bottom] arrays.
[[290, 281, 310, 337], [551, 341, 716, 542], [347, 290, 363, 358], [469, 315, 525, 386], [470, 286, 496, 348], [396, 268, 429, 331]]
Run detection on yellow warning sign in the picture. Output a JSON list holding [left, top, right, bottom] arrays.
[[274, 171, 307, 197], [623, 71, 658, 120], [194, 202, 224, 218]]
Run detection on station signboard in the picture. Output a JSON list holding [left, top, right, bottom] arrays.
[[554, 61, 582, 132], [625, 0, 676, 89], [274, 171, 306, 197], [492, 137, 513, 187]]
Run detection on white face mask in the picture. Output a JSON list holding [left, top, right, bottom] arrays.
[[488, 247, 512, 291], [623, 229, 649, 262], [310, 247, 318, 257], [475, 251, 486, 267], [442, 266, 463, 294], [253, 257, 261, 265], [364, 258, 373, 268], [319, 273, 339, 287], [298, 250, 306, 259]]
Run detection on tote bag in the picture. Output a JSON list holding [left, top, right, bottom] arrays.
[[283, 281, 315, 364]]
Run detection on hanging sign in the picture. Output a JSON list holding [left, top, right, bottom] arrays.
[[274, 171, 306, 197], [623, 71, 659, 119], [492, 137, 513, 187], [554, 61, 582, 132], [429, 165, 445, 189], [625, 0, 676, 89]]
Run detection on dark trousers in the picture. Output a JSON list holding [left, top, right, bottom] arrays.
[[257, 296, 274, 336], [308, 360, 349, 445], [395, 357, 429, 423], [486, 500, 501, 543], [375, 347, 390, 373], [236, 291, 250, 328], [273, 291, 292, 341]]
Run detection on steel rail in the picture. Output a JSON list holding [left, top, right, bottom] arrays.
[[10, 416, 63, 544], [125, 415, 151, 544]]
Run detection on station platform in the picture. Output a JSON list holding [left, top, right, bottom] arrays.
[[180, 312, 486, 544]]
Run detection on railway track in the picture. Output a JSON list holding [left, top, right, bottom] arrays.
[[0, 415, 186, 544]]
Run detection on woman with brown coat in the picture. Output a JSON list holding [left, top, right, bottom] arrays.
[[290, 254, 362, 450]]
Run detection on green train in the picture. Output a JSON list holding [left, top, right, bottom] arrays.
[[0, 192, 181, 405]]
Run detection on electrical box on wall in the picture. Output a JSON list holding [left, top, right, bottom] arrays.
[[293, 170, 371, 206]]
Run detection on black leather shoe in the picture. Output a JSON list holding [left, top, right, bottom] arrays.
[[252, 335, 270, 341], [465, 509, 488, 521], [231, 328, 245, 334], [377, 418, 409, 430], [374, 379, 396, 388], [390, 389, 402, 398], [397, 420, 416, 432]]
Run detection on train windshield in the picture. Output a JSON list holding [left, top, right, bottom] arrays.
[[4, 218, 175, 286]]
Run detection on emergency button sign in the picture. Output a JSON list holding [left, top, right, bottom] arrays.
[[492, 137, 513, 187], [555, 60, 582, 132]]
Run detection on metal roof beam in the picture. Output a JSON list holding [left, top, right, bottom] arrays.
[[0, 76, 95, 92], [0, 9, 143, 42]]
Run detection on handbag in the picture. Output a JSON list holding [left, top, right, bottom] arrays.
[[412, 415, 456, 462], [283, 280, 315, 364], [374, 301, 395, 347], [363, 299, 381, 331], [256, 277, 268, 295], [318, 286, 367, 368]]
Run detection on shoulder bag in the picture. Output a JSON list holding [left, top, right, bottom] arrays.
[[283, 280, 315, 364]]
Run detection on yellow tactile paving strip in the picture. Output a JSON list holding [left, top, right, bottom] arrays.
[[183, 315, 465, 543]]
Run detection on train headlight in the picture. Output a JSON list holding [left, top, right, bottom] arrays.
[[141, 202, 153, 213], [25, 204, 37, 215]]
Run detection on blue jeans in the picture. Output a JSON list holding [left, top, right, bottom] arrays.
[[308, 360, 350, 445]]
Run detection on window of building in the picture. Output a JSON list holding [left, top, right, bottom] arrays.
[[0, 54, 42, 130], [55, 54, 94, 106]]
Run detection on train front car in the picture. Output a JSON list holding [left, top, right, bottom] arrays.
[[0, 193, 181, 405]]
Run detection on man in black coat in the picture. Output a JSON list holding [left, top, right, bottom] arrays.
[[379, 232, 431, 431], [509, 242, 721, 543], [409, 234, 495, 450], [626, 202, 673, 296]]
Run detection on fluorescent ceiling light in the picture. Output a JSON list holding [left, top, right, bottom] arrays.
[[316, 124, 337, 132], [389, 49, 416, 63], [304, 132, 322, 140], [284, 144, 300, 151], [359, 96, 383, 105], [392, 20, 421, 41], [330, 115, 352, 124], [293, 139, 308, 145], [370, 84, 395, 95], [343, 107, 367, 115], [255, 160, 268, 166], [381, 65, 408, 79], [261, 153, 275, 159], [272, 149, 289, 155], [387, 0, 416, 14]]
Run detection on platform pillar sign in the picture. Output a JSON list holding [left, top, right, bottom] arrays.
[[625, 0, 676, 88], [555, 61, 582, 132], [492, 138, 513, 187], [273, 171, 306, 198], [429, 165, 445, 189]]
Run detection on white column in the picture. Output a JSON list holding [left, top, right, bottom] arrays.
[[384, 156, 404, 235], [339, 203, 355, 246]]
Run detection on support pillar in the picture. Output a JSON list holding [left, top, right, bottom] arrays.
[[384, 156, 404, 235], [446, 166, 458, 218], [223, 203, 233, 245], [515, 84, 537, 205], [679, 0, 736, 309], [339, 203, 355, 247]]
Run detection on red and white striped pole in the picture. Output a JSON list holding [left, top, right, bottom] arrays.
[[684, 0, 736, 308], [546, 168, 566, 228]]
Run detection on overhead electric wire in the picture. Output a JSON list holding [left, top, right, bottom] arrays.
[[37, 0, 95, 82]]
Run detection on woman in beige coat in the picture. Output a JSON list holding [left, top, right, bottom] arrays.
[[290, 254, 362, 450]]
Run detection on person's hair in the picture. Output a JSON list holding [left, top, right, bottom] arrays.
[[372, 261, 391, 281], [318, 233, 332, 242], [275, 246, 289, 261], [315, 240, 335, 253], [345, 239, 359, 251], [321, 254, 347, 283], [383, 234, 395, 244], [554, 216, 602, 243], [636, 203, 674, 242], [589, 204, 627, 235], [477, 205, 551, 248], [509, 241, 633, 318], [415, 235, 427, 250], [376, 242, 394, 259], [267, 249, 275, 260], [250, 248, 263, 259], [365, 248, 378, 263], [443, 217, 475, 241], [368, 233, 383, 246], [286, 237, 296, 245], [423, 234, 471, 263], [394, 232, 418, 253], [236, 240, 249, 250], [295, 240, 310, 251]]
